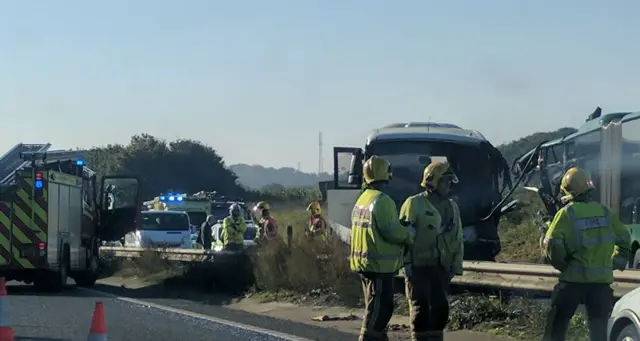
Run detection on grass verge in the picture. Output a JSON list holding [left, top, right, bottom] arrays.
[[101, 196, 585, 340]]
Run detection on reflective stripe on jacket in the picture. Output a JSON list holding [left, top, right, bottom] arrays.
[[349, 189, 412, 274], [543, 201, 632, 284], [222, 216, 247, 246]]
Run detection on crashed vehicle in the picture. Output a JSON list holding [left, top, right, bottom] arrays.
[[328, 122, 520, 261], [513, 107, 640, 267]]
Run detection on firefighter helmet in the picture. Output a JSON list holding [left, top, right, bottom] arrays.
[[560, 167, 594, 200], [363, 156, 392, 184], [421, 161, 459, 189], [307, 201, 321, 215]]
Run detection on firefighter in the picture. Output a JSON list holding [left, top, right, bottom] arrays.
[[306, 201, 327, 240], [221, 203, 247, 251], [351, 155, 413, 341], [254, 201, 278, 241], [541, 167, 631, 341], [198, 215, 215, 250], [399, 161, 463, 341]]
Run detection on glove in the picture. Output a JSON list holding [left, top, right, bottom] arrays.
[[404, 264, 413, 278]]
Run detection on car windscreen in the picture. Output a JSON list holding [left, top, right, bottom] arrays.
[[140, 213, 190, 231], [368, 140, 499, 224]]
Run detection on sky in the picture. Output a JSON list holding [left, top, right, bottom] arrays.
[[1, 1, 638, 173]]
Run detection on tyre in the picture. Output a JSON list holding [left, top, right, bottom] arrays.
[[74, 252, 99, 287], [34, 247, 69, 292], [616, 323, 640, 341]]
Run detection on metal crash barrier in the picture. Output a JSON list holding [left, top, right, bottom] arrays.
[[99, 246, 640, 297]]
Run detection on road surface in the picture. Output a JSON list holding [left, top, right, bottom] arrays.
[[4, 281, 510, 341]]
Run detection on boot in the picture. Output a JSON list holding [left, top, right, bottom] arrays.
[[426, 330, 444, 341], [411, 331, 430, 341], [359, 329, 387, 341]]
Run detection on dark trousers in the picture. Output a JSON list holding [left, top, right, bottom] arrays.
[[405, 266, 449, 341], [542, 281, 613, 341], [224, 243, 243, 251], [359, 272, 395, 341]]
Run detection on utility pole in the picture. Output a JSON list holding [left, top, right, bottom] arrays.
[[318, 132, 324, 174]]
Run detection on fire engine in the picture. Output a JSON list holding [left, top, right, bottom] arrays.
[[0, 143, 139, 291], [327, 122, 520, 261]]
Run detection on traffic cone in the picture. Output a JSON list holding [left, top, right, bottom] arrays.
[[87, 301, 107, 341], [0, 277, 14, 341]]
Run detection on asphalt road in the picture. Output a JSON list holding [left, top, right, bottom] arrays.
[[3, 280, 515, 341], [5, 281, 341, 341]]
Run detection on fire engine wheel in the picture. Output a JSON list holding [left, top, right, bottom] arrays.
[[34, 247, 69, 292], [74, 253, 99, 287]]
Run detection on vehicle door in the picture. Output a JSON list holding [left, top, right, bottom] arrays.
[[98, 176, 140, 241]]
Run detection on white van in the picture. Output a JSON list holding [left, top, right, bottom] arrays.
[[124, 210, 192, 249]]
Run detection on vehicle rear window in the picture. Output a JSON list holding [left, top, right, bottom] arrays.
[[140, 213, 190, 231]]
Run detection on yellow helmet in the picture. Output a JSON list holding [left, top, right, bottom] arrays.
[[363, 156, 392, 184], [560, 167, 594, 200], [421, 161, 459, 188], [307, 202, 321, 215], [254, 201, 270, 212]]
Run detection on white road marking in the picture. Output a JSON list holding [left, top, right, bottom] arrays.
[[79, 287, 314, 341]]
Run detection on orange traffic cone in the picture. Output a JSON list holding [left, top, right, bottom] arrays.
[[87, 301, 107, 341], [0, 277, 14, 341]]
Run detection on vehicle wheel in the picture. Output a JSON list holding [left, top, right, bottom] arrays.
[[633, 249, 640, 269], [35, 248, 69, 292], [616, 323, 640, 341], [74, 252, 99, 287]]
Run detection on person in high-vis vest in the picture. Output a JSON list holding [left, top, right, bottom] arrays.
[[541, 167, 631, 341], [351, 155, 414, 341], [399, 161, 463, 341], [306, 201, 327, 241], [254, 201, 278, 241], [220, 203, 247, 251]]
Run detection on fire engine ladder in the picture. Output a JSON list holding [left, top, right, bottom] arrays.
[[18, 149, 88, 166], [0, 143, 52, 185]]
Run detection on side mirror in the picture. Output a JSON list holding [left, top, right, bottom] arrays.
[[348, 149, 364, 185], [500, 199, 520, 215]]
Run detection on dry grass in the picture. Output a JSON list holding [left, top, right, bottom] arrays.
[[100, 249, 184, 283]]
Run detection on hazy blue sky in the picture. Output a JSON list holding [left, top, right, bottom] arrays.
[[1, 1, 638, 173]]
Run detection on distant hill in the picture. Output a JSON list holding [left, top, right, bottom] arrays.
[[229, 164, 331, 190], [230, 127, 579, 190]]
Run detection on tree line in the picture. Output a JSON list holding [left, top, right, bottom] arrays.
[[85, 134, 321, 206]]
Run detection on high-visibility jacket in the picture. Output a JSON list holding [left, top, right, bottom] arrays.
[[350, 189, 412, 274], [222, 216, 247, 246], [308, 215, 327, 240], [543, 201, 631, 284], [399, 192, 463, 273]]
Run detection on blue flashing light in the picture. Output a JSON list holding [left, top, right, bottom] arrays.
[[76, 160, 84, 166], [177, 196, 183, 201], [35, 180, 43, 189], [159, 196, 166, 201], [169, 196, 175, 201]]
